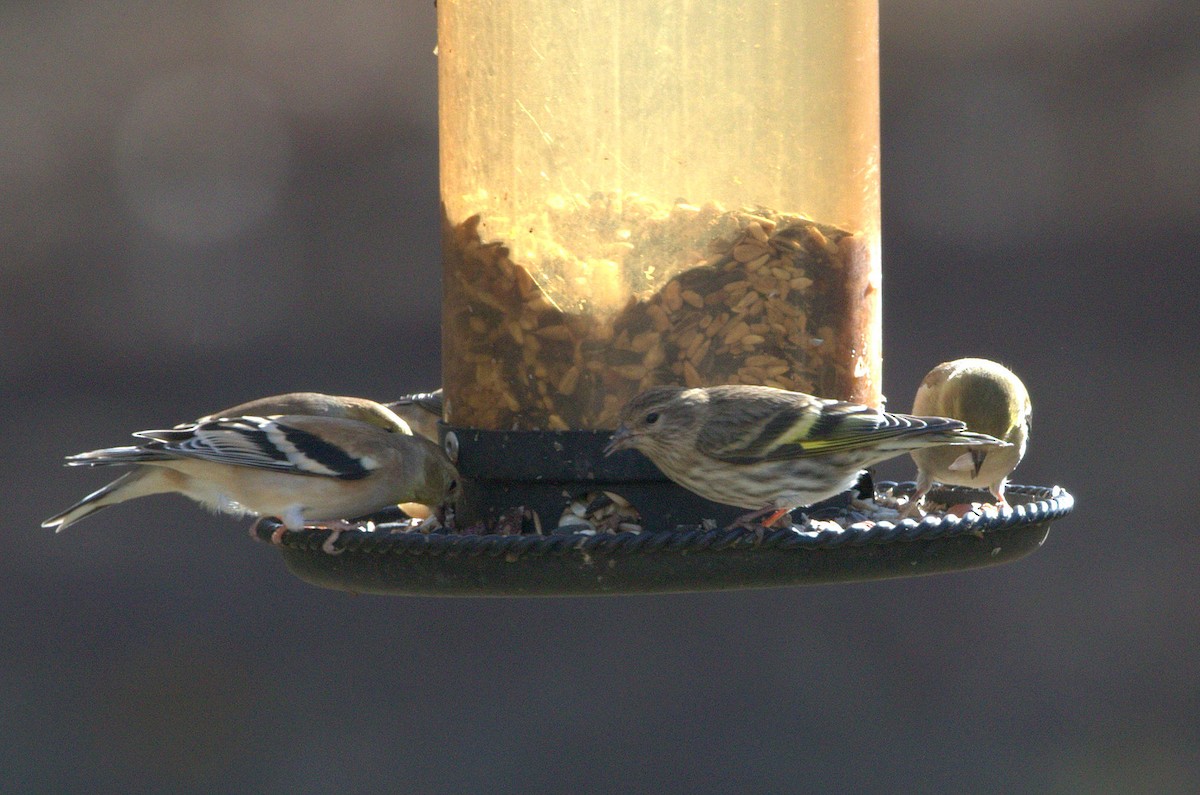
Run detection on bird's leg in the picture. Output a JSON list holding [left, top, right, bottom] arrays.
[[900, 474, 935, 519], [990, 481, 1010, 509], [760, 508, 793, 529]]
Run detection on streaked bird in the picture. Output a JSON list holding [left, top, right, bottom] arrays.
[[606, 384, 1009, 528], [385, 389, 443, 441]]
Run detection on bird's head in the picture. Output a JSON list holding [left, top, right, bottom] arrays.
[[605, 386, 704, 460]]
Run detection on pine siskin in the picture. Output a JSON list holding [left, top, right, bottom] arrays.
[[385, 389, 443, 441], [605, 384, 1010, 528], [43, 400, 459, 534], [906, 358, 1031, 514]]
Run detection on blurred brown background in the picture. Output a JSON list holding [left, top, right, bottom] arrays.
[[4, 2, 1197, 792]]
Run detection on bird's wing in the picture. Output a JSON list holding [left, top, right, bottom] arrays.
[[133, 416, 378, 480], [699, 392, 966, 463]]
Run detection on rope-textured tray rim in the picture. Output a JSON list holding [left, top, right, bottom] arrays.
[[260, 482, 1073, 559]]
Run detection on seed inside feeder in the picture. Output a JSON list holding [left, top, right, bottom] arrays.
[[443, 194, 879, 431]]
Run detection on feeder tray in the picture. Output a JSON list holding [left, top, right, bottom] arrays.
[[256, 482, 1073, 596]]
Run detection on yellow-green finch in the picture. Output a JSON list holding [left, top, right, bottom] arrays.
[[43, 395, 459, 534], [907, 358, 1031, 513], [605, 384, 1010, 527]]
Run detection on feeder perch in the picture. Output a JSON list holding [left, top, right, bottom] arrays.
[[256, 483, 1074, 596]]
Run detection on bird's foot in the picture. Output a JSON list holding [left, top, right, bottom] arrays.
[[249, 516, 289, 545], [311, 519, 363, 555], [898, 498, 925, 520], [724, 507, 793, 540]]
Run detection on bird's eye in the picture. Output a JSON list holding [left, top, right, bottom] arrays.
[[645, 411, 660, 425]]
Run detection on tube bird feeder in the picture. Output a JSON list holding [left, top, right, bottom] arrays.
[[260, 0, 1072, 594]]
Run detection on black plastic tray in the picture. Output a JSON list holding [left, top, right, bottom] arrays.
[[255, 482, 1073, 596]]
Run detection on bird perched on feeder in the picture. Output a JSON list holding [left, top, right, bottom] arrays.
[[904, 358, 1031, 516], [42, 394, 460, 539], [204, 391, 448, 526], [386, 389, 444, 441], [605, 384, 1010, 529], [196, 391, 413, 433]]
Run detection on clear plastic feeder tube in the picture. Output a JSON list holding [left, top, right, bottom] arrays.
[[439, 0, 881, 430]]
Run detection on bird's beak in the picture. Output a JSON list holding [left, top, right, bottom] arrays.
[[604, 425, 633, 457]]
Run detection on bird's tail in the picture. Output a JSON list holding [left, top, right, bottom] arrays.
[[386, 389, 443, 416], [929, 428, 1010, 447], [862, 413, 1009, 450], [63, 444, 175, 467], [42, 467, 174, 532], [900, 420, 1010, 452]]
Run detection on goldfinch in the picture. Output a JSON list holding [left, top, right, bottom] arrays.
[[43, 410, 459, 534], [906, 358, 1031, 513], [606, 384, 1009, 528], [197, 392, 412, 433], [204, 391, 441, 522]]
